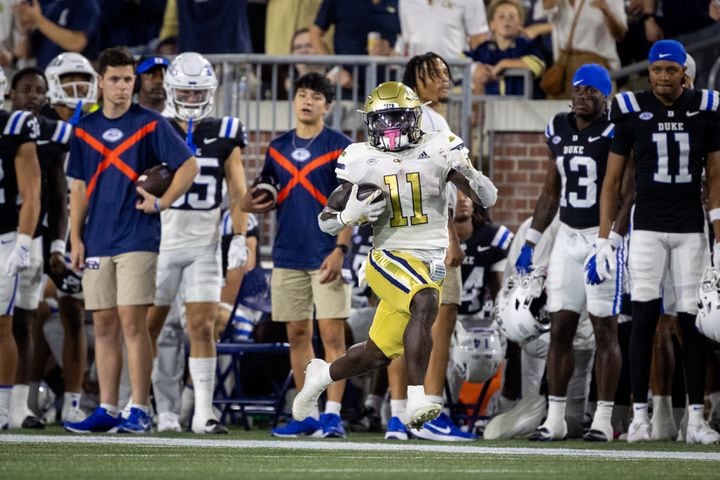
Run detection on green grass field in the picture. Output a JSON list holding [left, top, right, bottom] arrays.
[[2, 427, 719, 479]]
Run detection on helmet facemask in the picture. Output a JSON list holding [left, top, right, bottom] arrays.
[[362, 81, 424, 152], [366, 108, 421, 151]]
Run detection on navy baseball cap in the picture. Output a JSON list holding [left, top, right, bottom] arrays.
[[648, 40, 686, 66], [572, 64, 612, 96], [136, 56, 170, 74]]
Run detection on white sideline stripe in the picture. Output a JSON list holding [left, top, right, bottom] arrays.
[[1, 434, 720, 461]]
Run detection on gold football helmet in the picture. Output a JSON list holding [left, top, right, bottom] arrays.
[[362, 81, 423, 151]]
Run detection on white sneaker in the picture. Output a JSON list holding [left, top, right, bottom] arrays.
[[292, 359, 331, 421], [686, 421, 720, 445], [158, 412, 182, 433], [627, 421, 651, 443], [61, 406, 86, 424], [405, 396, 441, 430], [650, 415, 678, 441]]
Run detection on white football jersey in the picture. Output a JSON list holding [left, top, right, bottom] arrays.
[[336, 130, 466, 259]]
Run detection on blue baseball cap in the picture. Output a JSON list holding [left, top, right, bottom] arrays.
[[136, 56, 170, 74], [648, 39, 686, 66], [572, 64, 612, 96]]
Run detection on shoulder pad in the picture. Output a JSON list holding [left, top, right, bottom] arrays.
[[491, 224, 514, 251], [700, 89, 720, 112], [545, 113, 563, 139], [51, 120, 73, 144], [601, 122, 615, 139], [219, 116, 244, 140], [4, 110, 33, 136], [611, 92, 641, 116]]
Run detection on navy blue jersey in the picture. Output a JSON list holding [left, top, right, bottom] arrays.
[[459, 222, 513, 315], [315, 0, 400, 55], [169, 116, 246, 211], [33, 116, 73, 237], [260, 126, 352, 269], [0, 110, 40, 235], [66, 104, 193, 256], [610, 89, 720, 233], [546, 112, 615, 229]]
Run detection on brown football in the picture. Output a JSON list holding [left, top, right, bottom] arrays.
[[136, 164, 174, 197], [326, 183, 385, 212], [251, 175, 279, 204]]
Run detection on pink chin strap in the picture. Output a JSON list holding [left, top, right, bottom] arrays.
[[383, 128, 402, 150]]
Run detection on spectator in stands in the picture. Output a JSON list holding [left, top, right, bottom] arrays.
[[466, 0, 546, 96], [13, 0, 101, 69], [265, 0, 325, 55], [540, 0, 626, 99], [64, 46, 197, 434], [0, 2, 26, 67], [240, 72, 353, 439], [160, 0, 252, 54], [396, 0, 489, 60], [310, 0, 400, 89], [284, 28, 326, 96], [640, 0, 715, 42], [712, 0, 720, 21], [134, 55, 170, 114], [96, 0, 166, 54]]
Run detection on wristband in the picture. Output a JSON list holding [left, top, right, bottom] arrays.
[[335, 244, 349, 254], [219, 302, 233, 313], [50, 239, 67, 255], [525, 228, 542, 245], [710, 208, 720, 222], [154, 198, 161, 212]]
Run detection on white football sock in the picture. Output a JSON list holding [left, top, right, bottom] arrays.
[[546, 396, 566, 428], [632, 402, 649, 424], [688, 404, 705, 426], [324, 400, 342, 416], [189, 357, 216, 423], [390, 399, 407, 420]]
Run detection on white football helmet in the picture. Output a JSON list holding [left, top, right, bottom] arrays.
[[164, 52, 218, 121], [45, 52, 98, 108], [450, 318, 507, 384], [696, 266, 720, 342], [495, 267, 550, 344]]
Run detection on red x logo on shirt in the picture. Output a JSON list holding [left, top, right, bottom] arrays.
[[76, 121, 158, 199], [268, 146, 342, 205]]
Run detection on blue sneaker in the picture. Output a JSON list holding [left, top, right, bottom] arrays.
[[384, 416, 409, 440], [116, 407, 152, 434], [321, 413, 346, 438], [271, 417, 322, 438], [64, 407, 121, 433], [411, 413, 477, 442]]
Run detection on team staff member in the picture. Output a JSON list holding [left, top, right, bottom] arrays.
[[64, 46, 198, 434]]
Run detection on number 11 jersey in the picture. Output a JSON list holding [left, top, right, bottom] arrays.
[[610, 89, 720, 233]]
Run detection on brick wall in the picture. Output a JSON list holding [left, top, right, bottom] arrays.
[[490, 132, 549, 233]]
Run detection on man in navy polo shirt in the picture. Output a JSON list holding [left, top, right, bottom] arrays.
[[64, 46, 198, 434]]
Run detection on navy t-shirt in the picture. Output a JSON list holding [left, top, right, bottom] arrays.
[[177, 0, 252, 53], [260, 126, 352, 269], [66, 104, 193, 256], [34, 0, 100, 68], [315, 0, 400, 55]]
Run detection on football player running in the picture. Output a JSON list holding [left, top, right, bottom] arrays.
[[293, 81, 497, 430], [598, 40, 720, 444], [144, 52, 249, 434], [516, 64, 627, 442]]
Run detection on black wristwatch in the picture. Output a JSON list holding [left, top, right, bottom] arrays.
[[335, 244, 349, 254]]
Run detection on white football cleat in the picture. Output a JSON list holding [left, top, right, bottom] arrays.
[[627, 420, 651, 443], [292, 359, 331, 421], [405, 396, 441, 430], [650, 415, 678, 441], [158, 412, 182, 433], [686, 421, 720, 445]]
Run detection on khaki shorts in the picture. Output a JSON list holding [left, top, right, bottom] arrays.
[[271, 268, 351, 322], [83, 252, 158, 310], [441, 264, 461, 306]]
